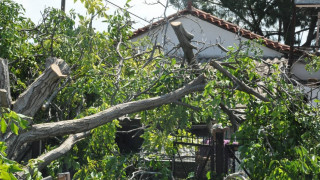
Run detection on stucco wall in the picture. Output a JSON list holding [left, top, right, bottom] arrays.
[[291, 61, 320, 80], [132, 14, 284, 59]]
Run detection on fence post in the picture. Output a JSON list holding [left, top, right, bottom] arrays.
[[211, 124, 227, 178], [216, 131, 224, 176]]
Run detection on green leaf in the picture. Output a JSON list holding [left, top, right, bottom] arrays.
[[9, 164, 22, 173], [0, 171, 12, 180], [171, 59, 176, 66], [10, 123, 19, 135], [19, 119, 28, 129], [1, 118, 7, 133], [206, 171, 211, 179]]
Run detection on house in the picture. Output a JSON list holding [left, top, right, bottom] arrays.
[[131, 4, 301, 60], [129, 3, 320, 178], [131, 4, 320, 105]]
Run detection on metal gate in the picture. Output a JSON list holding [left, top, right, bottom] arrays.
[[171, 133, 249, 179], [172, 135, 215, 179]]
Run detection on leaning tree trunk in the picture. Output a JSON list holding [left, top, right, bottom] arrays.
[[0, 58, 12, 108], [4, 57, 70, 160], [12, 64, 67, 117]]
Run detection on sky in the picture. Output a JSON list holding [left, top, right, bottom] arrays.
[[13, 0, 178, 31]]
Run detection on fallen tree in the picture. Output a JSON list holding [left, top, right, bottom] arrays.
[[2, 1, 320, 179]]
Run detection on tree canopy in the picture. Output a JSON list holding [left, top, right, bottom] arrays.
[[1, 0, 320, 179]]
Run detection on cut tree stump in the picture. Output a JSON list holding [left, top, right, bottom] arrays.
[[170, 21, 197, 66]]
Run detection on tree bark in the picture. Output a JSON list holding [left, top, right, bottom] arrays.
[[170, 21, 197, 66], [7, 74, 206, 158], [0, 58, 12, 108], [12, 64, 67, 117], [0, 89, 10, 108]]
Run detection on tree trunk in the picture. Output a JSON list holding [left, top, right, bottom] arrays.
[[0, 58, 12, 108], [5, 57, 70, 160], [12, 63, 68, 117], [302, 15, 317, 47]]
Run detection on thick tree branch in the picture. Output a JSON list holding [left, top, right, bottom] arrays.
[[6, 58, 70, 160], [36, 131, 90, 171], [210, 60, 270, 102], [12, 64, 67, 117], [0, 58, 12, 108], [7, 75, 206, 157]]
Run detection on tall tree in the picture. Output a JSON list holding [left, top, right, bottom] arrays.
[[170, 0, 318, 46]]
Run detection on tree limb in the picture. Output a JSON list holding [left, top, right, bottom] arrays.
[[210, 60, 270, 102], [36, 131, 90, 171], [7, 75, 206, 157]]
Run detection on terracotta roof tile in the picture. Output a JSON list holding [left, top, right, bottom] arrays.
[[132, 7, 303, 55]]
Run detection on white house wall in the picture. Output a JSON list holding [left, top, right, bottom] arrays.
[[291, 61, 320, 81], [132, 15, 284, 59], [291, 61, 320, 106]]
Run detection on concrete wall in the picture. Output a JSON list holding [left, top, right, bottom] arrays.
[[132, 15, 284, 59]]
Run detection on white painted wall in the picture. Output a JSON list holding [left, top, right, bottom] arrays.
[[291, 61, 320, 106], [132, 15, 284, 59], [291, 61, 320, 80]]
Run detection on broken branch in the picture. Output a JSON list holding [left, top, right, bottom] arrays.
[[210, 60, 270, 102]]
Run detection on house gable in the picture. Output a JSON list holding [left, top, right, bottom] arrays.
[[131, 7, 302, 59]]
